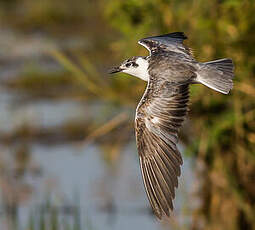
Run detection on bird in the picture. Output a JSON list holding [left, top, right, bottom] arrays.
[[109, 32, 234, 219]]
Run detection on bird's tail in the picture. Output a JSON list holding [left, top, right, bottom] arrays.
[[196, 58, 234, 94]]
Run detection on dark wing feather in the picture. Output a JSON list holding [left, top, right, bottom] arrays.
[[143, 32, 187, 43], [135, 78, 189, 219], [138, 32, 192, 56]]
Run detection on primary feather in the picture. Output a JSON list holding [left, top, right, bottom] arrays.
[[135, 78, 188, 218]]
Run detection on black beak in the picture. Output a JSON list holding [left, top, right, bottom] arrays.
[[108, 66, 123, 74]]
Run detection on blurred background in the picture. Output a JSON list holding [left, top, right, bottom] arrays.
[[0, 0, 254, 229]]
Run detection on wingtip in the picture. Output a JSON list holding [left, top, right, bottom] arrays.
[[139, 32, 188, 44], [154, 208, 172, 220], [158, 32, 188, 40], [138, 32, 188, 41]]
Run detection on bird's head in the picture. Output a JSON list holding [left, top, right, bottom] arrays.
[[109, 56, 149, 81]]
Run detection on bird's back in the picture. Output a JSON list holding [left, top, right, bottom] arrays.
[[147, 51, 197, 83]]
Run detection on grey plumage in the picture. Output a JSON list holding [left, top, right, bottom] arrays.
[[140, 32, 234, 93], [109, 32, 234, 219], [196, 58, 234, 94], [136, 82, 188, 218], [139, 32, 192, 56]]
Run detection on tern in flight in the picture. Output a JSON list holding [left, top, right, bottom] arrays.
[[109, 32, 234, 219]]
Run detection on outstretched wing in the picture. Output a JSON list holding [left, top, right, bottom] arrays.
[[135, 77, 189, 219], [138, 32, 192, 56]]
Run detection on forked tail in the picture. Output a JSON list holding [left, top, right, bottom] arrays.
[[196, 58, 234, 94]]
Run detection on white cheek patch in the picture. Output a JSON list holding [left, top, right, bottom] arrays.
[[123, 57, 149, 81]]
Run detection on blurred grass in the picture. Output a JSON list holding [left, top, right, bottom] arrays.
[[26, 200, 82, 230], [50, 49, 144, 106]]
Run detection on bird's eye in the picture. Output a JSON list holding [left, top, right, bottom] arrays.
[[125, 63, 131, 67]]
